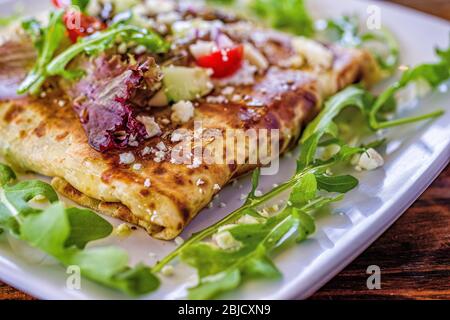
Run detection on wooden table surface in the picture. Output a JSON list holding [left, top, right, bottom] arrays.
[[1, 0, 449, 300]]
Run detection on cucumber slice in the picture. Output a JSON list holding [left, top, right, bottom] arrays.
[[162, 66, 213, 102]]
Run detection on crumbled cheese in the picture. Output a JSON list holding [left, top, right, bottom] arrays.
[[174, 236, 184, 246], [161, 265, 175, 277], [216, 61, 257, 87], [134, 45, 147, 55], [237, 214, 262, 225], [156, 141, 167, 151], [244, 43, 269, 70], [144, 178, 152, 188], [355, 148, 385, 171], [153, 150, 166, 163], [144, 0, 175, 15], [117, 42, 128, 54], [207, 201, 214, 209], [212, 231, 242, 251], [157, 12, 181, 24], [142, 146, 152, 156], [196, 178, 205, 186], [292, 37, 333, 69], [119, 152, 135, 165], [189, 41, 216, 59], [187, 157, 202, 169], [171, 101, 194, 124], [213, 184, 221, 191], [171, 130, 191, 142], [219, 202, 227, 208], [254, 190, 263, 197], [278, 55, 304, 69], [221, 86, 235, 96], [132, 163, 142, 171], [206, 95, 228, 104], [137, 116, 161, 138], [114, 223, 133, 237], [57, 100, 66, 107]]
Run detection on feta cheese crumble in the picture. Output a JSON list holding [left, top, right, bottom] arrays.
[[119, 152, 135, 165], [171, 100, 194, 124], [137, 116, 161, 138], [213, 231, 242, 251], [355, 148, 385, 171]]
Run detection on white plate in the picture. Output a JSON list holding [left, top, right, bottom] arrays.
[[0, 0, 449, 300]]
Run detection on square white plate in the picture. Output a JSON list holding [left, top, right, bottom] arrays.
[[0, 0, 449, 300]]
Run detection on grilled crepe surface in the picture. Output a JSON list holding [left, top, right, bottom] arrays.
[[0, 8, 380, 240]]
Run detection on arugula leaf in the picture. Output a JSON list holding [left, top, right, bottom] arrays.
[[301, 86, 367, 143], [21, 18, 44, 50], [188, 269, 241, 300], [0, 163, 17, 187], [369, 43, 449, 129], [65, 207, 113, 249], [316, 174, 359, 193], [0, 165, 159, 296], [289, 173, 317, 206], [46, 24, 169, 79], [3, 180, 59, 215], [17, 10, 66, 95], [72, 0, 90, 12]]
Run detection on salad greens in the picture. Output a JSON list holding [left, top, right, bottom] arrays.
[[316, 15, 400, 74], [369, 43, 450, 129], [46, 23, 168, 79], [249, 0, 314, 36], [17, 11, 66, 95], [208, 0, 314, 36], [18, 10, 169, 95], [0, 163, 159, 296], [152, 86, 371, 299]]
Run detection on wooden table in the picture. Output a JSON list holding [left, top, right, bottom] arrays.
[[1, 0, 449, 300]]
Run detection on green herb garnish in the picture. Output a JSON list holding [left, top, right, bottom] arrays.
[[152, 87, 370, 299], [17, 10, 66, 95], [0, 163, 159, 296], [369, 42, 450, 129]]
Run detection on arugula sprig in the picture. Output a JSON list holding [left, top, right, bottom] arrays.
[[17, 10, 66, 95], [369, 42, 450, 129], [0, 163, 159, 296], [152, 88, 368, 299], [316, 15, 400, 74], [46, 24, 169, 79]]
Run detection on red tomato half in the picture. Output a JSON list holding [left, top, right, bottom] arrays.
[[63, 10, 106, 43], [195, 45, 244, 78]]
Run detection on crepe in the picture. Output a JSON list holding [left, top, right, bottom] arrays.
[[0, 8, 380, 240]]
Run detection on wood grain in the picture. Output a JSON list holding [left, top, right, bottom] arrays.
[[1, 0, 449, 300]]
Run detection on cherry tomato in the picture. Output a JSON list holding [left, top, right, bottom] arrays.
[[195, 45, 244, 78], [51, 0, 71, 8], [63, 10, 106, 43]]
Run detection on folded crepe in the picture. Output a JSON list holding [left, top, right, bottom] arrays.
[[0, 4, 380, 240]]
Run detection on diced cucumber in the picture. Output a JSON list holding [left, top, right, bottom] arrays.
[[162, 66, 213, 102]]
